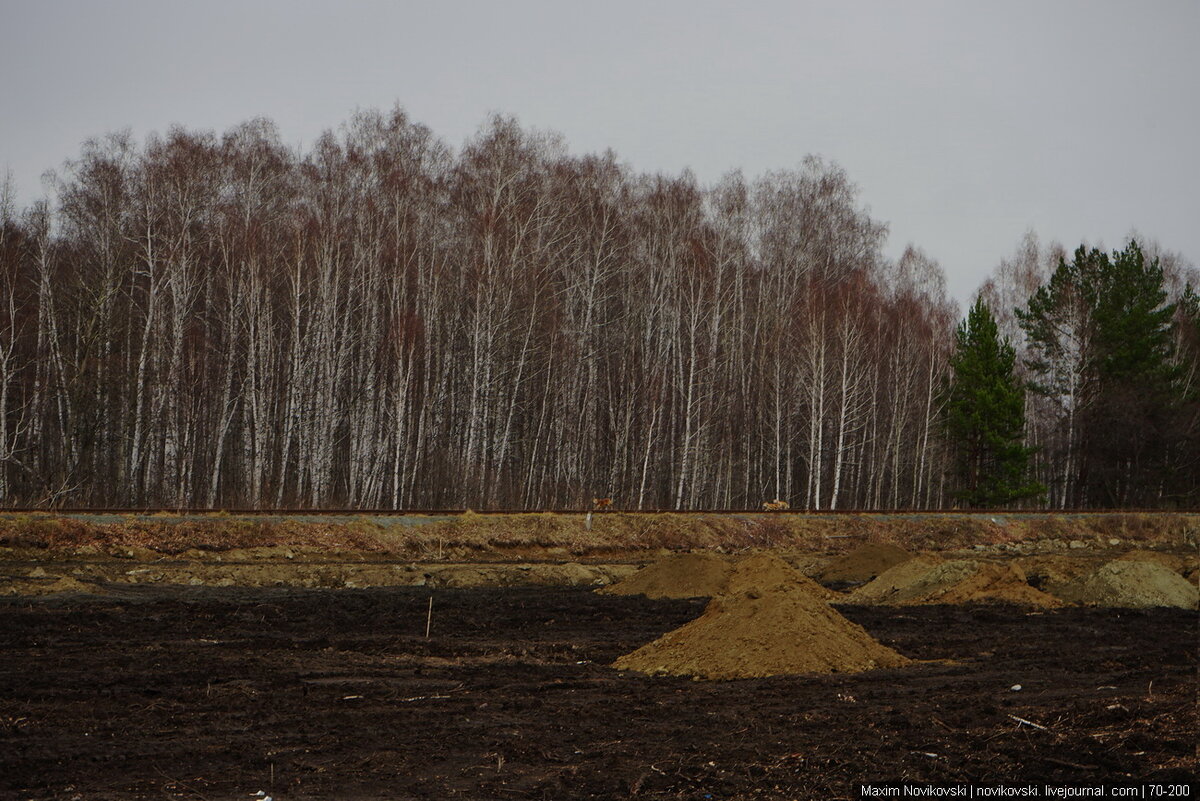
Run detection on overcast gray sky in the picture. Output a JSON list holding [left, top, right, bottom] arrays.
[[2, 0, 1197, 304]]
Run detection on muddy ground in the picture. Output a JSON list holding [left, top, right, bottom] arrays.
[[1, 586, 1195, 800]]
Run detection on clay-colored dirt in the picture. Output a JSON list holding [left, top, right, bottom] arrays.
[[613, 585, 910, 679], [813, 541, 912, 584], [725, 552, 837, 600]]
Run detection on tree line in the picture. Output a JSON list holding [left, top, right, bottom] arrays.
[[0, 108, 1194, 509], [974, 236, 1198, 508]]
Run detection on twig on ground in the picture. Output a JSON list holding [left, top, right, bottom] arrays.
[[1008, 714, 1051, 731]]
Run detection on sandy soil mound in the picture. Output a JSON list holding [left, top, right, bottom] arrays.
[[844, 555, 944, 603], [613, 586, 910, 679], [726, 553, 837, 600], [846, 557, 1060, 607], [1054, 560, 1199, 609], [814, 543, 912, 584], [599, 552, 732, 599], [1115, 549, 1192, 576]]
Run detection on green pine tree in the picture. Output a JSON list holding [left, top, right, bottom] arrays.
[[1171, 284, 1200, 501], [945, 299, 1043, 507], [1178, 284, 1199, 406], [1018, 241, 1184, 506]]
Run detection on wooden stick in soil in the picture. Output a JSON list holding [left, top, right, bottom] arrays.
[[425, 595, 433, 638], [1008, 714, 1051, 731]]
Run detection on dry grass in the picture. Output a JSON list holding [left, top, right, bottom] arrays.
[[0, 511, 1194, 559], [0, 514, 397, 554]]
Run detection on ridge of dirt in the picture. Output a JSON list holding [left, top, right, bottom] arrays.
[[612, 585, 911, 679], [601, 551, 838, 601], [598, 552, 732, 599], [0, 561, 641, 596], [2, 511, 1196, 563], [0, 573, 103, 597], [845, 557, 1060, 607], [1054, 559, 1200, 609], [813, 542, 912, 583]]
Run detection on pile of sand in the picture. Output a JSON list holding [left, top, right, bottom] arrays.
[[1115, 549, 1192, 576], [725, 553, 838, 600], [843, 555, 944, 603], [601, 551, 836, 600], [813, 542, 912, 584], [613, 585, 910, 680], [1054, 560, 1199, 609], [845, 557, 1060, 607]]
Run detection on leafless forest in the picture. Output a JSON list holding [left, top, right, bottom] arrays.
[[0, 109, 1195, 509]]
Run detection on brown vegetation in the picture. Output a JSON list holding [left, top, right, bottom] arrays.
[[0, 512, 1195, 561]]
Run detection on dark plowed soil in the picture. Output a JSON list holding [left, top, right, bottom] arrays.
[[1, 586, 1195, 800]]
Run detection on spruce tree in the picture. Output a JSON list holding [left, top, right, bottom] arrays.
[[1173, 286, 1200, 502], [945, 299, 1043, 507], [1018, 241, 1183, 506]]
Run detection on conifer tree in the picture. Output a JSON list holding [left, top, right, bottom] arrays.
[[945, 299, 1043, 507], [1170, 285, 1200, 502], [1018, 241, 1184, 506]]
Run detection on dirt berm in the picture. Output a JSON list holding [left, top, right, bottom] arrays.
[[813, 542, 912, 584], [601, 552, 836, 600], [845, 557, 1060, 607], [1115, 549, 1196, 577], [613, 584, 910, 680], [0, 573, 101, 597], [1054, 559, 1199, 609]]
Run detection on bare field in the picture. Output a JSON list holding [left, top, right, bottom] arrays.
[[1, 588, 1196, 799], [0, 512, 1196, 798]]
